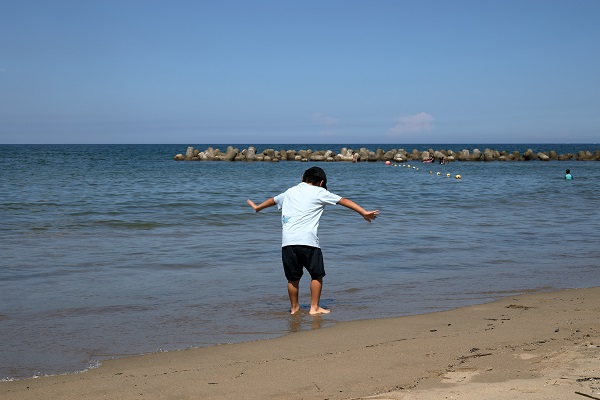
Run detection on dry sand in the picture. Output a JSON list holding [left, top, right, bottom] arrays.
[[2, 287, 599, 400]]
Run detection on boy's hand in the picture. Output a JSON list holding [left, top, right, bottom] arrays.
[[337, 198, 379, 222], [362, 210, 379, 222], [247, 199, 259, 211], [247, 198, 276, 212]]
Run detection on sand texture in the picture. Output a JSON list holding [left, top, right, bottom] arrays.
[[2, 287, 599, 400]]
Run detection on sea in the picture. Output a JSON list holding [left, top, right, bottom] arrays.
[[1, 143, 599, 380]]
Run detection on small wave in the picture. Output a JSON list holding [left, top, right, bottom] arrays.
[[82, 360, 102, 373], [42, 304, 153, 319], [0, 360, 104, 382], [92, 219, 164, 230], [339, 287, 361, 294]]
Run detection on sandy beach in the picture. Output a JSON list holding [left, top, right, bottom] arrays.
[[2, 286, 599, 400]]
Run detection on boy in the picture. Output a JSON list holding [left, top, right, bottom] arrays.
[[247, 166, 378, 315], [565, 169, 573, 180]]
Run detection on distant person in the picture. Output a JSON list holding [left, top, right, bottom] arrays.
[[565, 169, 573, 180], [247, 166, 378, 315]]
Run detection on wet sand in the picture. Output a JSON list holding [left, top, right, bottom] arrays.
[[2, 287, 599, 400]]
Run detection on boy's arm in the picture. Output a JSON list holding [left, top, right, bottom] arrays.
[[247, 198, 276, 212], [337, 198, 379, 222]]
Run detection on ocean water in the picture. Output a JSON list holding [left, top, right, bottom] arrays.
[[1, 143, 599, 380]]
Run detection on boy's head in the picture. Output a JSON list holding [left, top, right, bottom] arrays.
[[566, 169, 571, 174], [303, 166, 327, 190]]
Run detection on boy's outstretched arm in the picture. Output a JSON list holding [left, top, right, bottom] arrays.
[[247, 197, 276, 212], [337, 198, 379, 222]]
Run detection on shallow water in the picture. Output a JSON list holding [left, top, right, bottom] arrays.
[[1, 144, 599, 379]]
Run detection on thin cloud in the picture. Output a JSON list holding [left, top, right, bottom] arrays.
[[312, 113, 338, 136], [389, 112, 433, 136]]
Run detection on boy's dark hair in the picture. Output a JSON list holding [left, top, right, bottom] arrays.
[[303, 166, 327, 190]]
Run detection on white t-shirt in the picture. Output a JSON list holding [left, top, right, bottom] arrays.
[[273, 182, 342, 248]]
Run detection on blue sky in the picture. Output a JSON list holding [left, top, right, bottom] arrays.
[[1, 0, 599, 144]]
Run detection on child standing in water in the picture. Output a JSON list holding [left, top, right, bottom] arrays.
[[247, 166, 378, 315], [565, 169, 573, 180]]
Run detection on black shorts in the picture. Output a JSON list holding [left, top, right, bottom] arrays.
[[281, 245, 326, 281]]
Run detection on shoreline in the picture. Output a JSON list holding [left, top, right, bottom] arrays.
[[2, 286, 599, 399]]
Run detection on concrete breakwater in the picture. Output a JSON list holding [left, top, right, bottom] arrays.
[[174, 146, 600, 162]]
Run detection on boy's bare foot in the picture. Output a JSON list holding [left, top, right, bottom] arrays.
[[290, 306, 301, 315], [309, 307, 330, 315]]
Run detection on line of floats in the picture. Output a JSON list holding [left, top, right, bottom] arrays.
[[385, 160, 462, 179]]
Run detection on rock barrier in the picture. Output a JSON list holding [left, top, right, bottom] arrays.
[[174, 146, 600, 162]]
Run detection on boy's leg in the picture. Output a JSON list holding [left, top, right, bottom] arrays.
[[309, 278, 330, 315], [287, 280, 301, 315], [282, 246, 303, 314]]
